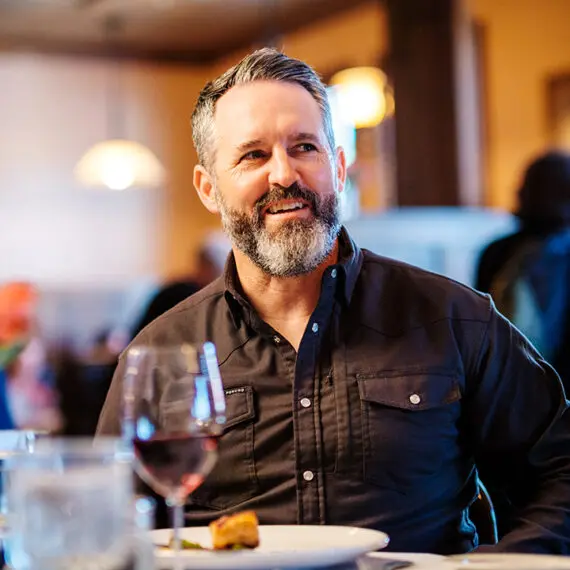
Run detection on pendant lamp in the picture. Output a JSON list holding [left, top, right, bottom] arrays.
[[74, 15, 165, 191], [329, 66, 395, 129]]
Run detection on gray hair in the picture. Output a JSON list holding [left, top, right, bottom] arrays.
[[191, 47, 336, 172]]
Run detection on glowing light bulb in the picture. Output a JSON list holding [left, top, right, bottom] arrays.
[[330, 67, 394, 129], [74, 139, 165, 191]]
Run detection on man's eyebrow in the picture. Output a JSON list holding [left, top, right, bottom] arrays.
[[235, 139, 264, 155], [290, 132, 321, 144], [234, 132, 321, 155]]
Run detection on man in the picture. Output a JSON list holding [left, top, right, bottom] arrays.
[[98, 48, 570, 555]]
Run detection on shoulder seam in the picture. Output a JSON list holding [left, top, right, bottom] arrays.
[[165, 288, 224, 316], [125, 288, 226, 345], [361, 250, 489, 300]]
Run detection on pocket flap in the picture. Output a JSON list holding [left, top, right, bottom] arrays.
[[357, 373, 460, 411], [223, 386, 255, 431]]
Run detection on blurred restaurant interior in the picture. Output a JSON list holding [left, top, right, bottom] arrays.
[[1, 0, 569, 434]]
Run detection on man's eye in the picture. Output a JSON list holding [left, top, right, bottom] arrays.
[[241, 150, 265, 161], [296, 143, 317, 152]]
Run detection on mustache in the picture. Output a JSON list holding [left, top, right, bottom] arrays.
[[254, 183, 318, 216]]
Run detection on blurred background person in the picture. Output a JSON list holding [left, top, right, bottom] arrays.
[[0, 281, 62, 433], [6, 335, 62, 433], [0, 281, 33, 430], [130, 230, 230, 338], [475, 150, 570, 390], [53, 328, 122, 436]]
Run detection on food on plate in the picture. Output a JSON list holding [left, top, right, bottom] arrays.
[[209, 510, 260, 550], [167, 537, 204, 550], [161, 510, 260, 551]]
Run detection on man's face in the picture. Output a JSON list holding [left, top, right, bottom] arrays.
[[206, 80, 346, 277]]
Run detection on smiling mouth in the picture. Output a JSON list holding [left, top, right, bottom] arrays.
[[265, 200, 310, 215]]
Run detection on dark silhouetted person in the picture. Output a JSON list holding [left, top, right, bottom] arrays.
[[475, 150, 570, 540], [131, 231, 230, 337], [476, 150, 570, 390]]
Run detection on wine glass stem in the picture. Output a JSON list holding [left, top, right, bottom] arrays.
[[167, 497, 185, 570]]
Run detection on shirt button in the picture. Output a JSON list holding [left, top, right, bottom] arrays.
[[409, 393, 421, 405], [300, 397, 311, 408], [311, 322, 319, 333], [303, 470, 314, 482], [273, 335, 281, 344], [331, 268, 337, 278]]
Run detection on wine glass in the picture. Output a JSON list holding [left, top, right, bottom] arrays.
[[121, 343, 226, 566]]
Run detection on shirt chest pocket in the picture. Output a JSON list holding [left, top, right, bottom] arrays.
[[357, 371, 461, 492], [187, 385, 259, 510]]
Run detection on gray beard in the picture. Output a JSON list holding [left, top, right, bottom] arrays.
[[215, 186, 341, 277]]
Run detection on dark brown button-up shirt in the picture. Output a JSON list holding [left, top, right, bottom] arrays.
[[97, 228, 570, 555]]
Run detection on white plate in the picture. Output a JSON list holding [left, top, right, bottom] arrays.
[[151, 525, 389, 569]]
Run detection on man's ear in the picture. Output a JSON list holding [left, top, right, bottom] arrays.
[[335, 146, 347, 194], [193, 165, 219, 214]]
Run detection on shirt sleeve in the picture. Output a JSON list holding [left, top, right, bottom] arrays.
[[466, 298, 570, 553]]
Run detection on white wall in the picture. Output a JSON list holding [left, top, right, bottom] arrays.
[[0, 52, 210, 288], [344, 207, 516, 287], [0, 54, 156, 287]]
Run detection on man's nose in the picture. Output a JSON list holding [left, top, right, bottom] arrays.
[[267, 148, 300, 188]]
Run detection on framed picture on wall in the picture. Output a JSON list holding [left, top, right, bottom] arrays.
[[547, 73, 570, 149]]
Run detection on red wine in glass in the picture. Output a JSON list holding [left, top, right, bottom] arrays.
[[133, 433, 218, 498]]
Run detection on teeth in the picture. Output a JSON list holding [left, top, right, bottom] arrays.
[[268, 201, 305, 214]]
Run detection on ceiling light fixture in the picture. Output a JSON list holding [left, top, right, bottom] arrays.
[[329, 66, 395, 129], [74, 14, 166, 191]]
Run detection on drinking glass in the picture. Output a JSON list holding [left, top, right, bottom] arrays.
[[0, 430, 42, 567], [121, 343, 226, 566], [4, 437, 133, 570]]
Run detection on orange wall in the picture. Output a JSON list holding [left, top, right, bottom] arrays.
[[470, 0, 570, 211], [129, 61, 218, 280], [213, 3, 386, 79], [284, 3, 386, 74]]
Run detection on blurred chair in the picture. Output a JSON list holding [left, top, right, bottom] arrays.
[[470, 479, 498, 546]]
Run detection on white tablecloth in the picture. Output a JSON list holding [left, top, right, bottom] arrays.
[[363, 552, 570, 570]]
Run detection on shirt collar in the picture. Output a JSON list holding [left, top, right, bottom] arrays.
[[222, 253, 246, 329], [335, 226, 363, 305], [222, 226, 363, 326]]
